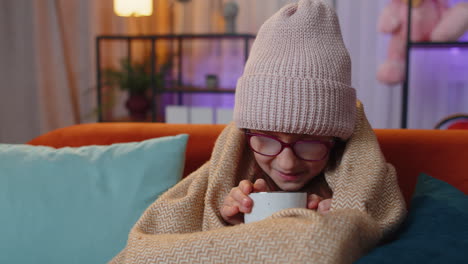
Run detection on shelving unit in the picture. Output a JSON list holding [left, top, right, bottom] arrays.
[[401, 0, 468, 128], [96, 33, 256, 122]]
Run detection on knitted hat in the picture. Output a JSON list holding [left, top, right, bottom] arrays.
[[234, 0, 356, 140]]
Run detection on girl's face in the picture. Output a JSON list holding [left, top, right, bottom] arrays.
[[248, 130, 334, 192]]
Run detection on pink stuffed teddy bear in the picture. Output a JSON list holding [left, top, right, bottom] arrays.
[[377, 0, 468, 85]]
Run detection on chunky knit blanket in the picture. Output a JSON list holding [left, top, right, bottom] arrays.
[[109, 102, 406, 264]]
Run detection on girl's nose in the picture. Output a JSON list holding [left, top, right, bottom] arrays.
[[275, 147, 298, 170]]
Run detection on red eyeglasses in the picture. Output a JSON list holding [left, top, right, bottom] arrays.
[[245, 131, 335, 161]]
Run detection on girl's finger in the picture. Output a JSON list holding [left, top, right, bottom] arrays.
[[238, 180, 254, 195], [307, 194, 323, 210], [231, 187, 253, 212], [221, 204, 240, 218], [318, 199, 332, 214], [253, 178, 268, 192]]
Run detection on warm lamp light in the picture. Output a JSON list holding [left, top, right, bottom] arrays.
[[114, 0, 153, 17]]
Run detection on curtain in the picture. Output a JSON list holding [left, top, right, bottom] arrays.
[[0, 0, 99, 143], [0, 1, 40, 143], [0, 0, 168, 142], [336, 0, 402, 129]]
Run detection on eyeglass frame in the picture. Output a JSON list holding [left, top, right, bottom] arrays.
[[244, 131, 335, 162]]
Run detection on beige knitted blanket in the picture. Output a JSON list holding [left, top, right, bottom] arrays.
[[110, 102, 406, 264]]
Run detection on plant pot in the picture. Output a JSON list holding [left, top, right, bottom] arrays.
[[125, 93, 151, 121]]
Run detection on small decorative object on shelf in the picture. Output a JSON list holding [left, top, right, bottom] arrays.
[[205, 74, 218, 89], [125, 92, 151, 121], [223, 1, 239, 34]]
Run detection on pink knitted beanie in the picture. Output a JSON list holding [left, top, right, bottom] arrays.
[[234, 0, 356, 140]]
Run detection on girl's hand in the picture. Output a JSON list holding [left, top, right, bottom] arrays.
[[307, 194, 332, 214], [220, 179, 268, 225]]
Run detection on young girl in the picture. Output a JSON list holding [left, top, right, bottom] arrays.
[[110, 1, 406, 263], [220, 0, 359, 225]]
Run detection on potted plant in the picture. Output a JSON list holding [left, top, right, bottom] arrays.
[[102, 57, 170, 121]]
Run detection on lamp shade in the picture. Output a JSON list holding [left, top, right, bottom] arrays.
[[114, 0, 153, 17]]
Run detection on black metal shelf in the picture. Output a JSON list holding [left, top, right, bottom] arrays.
[[96, 33, 256, 122], [156, 87, 236, 94], [401, 0, 468, 128], [409, 41, 468, 48], [97, 33, 256, 40]]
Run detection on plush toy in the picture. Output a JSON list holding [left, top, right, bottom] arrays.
[[377, 0, 468, 85]]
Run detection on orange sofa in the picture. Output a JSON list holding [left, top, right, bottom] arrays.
[[28, 123, 468, 205]]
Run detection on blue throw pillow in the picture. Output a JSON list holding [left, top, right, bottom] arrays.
[[356, 173, 468, 264], [0, 134, 188, 264]]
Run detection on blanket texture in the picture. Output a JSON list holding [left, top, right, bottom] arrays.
[[110, 102, 406, 264]]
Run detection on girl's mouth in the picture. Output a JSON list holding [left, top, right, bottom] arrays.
[[277, 171, 302, 181]]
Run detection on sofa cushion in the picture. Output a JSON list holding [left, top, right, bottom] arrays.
[[0, 134, 188, 264], [356, 172, 468, 263]]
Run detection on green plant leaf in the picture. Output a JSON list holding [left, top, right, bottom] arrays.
[[101, 56, 170, 94]]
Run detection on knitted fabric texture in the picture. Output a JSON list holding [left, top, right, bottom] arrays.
[[234, 0, 356, 140], [109, 101, 406, 264]]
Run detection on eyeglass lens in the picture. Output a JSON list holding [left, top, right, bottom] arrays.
[[249, 135, 328, 160]]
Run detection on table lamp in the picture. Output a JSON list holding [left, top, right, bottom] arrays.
[[114, 0, 153, 17]]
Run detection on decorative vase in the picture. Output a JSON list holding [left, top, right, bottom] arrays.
[[125, 92, 151, 121], [223, 1, 239, 34]]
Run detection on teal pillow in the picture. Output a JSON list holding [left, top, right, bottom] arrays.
[[0, 134, 188, 264], [356, 173, 468, 264]]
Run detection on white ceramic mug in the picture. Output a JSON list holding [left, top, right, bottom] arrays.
[[244, 192, 307, 224]]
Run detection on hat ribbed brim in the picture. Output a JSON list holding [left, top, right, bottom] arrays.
[[234, 74, 357, 140]]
